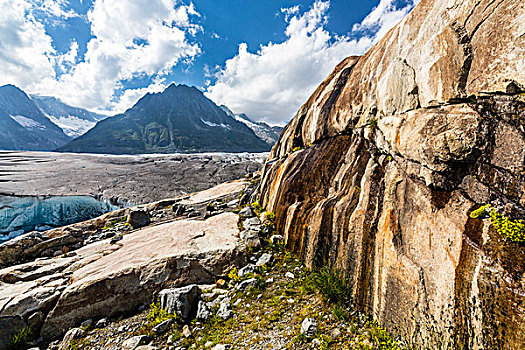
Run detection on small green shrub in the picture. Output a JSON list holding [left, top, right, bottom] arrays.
[[292, 146, 304, 153], [304, 266, 353, 306], [139, 302, 179, 336], [470, 204, 525, 243], [228, 267, 240, 282], [251, 201, 263, 216], [469, 204, 490, 219], [6, 326, 31, 350], [363, 321, 403, 350], [489, 209, 525, 243]]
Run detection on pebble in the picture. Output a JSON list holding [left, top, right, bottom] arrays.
[[285, 272, 295, 279], [239, 207, 254, 218], [182, 325, 192, 338], [95, 318, 108, 328]]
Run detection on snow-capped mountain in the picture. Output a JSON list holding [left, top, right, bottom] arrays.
[[31, 95, 107, 137], [0, 85, 71, 151], [220, 105, 283, 146], [59, 84, 272, 154]]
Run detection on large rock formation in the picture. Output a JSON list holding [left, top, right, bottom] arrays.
[[258, 0, 525, 348]]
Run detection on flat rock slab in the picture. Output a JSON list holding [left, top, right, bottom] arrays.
[[0, 212, 245, 342], [0, 151, 266, 203]]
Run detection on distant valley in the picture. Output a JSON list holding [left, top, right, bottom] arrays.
[[0, 84, 283, 154]]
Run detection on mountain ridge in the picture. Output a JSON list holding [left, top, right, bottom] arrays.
[[30, 95, 106, 137], [58, 84, 272, 154], [0, 85, 71, 151]]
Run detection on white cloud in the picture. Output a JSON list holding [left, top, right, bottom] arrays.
[[206, 0, 418, 125], [353, 0, 420, 39], [43, 0, 201, 113], [0, 0, 58, 91], [0, 0, 201, 114]]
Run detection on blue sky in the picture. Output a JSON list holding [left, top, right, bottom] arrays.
[[0, 0, 418, 124]]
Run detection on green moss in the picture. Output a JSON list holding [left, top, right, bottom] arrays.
[[469, 205, 490, 219], [292, 146, 304, 153]]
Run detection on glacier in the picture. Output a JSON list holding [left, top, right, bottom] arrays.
[[0, 195, 120, 243]]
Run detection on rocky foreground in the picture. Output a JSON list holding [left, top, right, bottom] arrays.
[[0, 151, 267, 204], [0, 180, 252, 348], [0, 178, 411, 350]]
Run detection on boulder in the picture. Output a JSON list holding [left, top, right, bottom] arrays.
[[216, 298, 233, 320], [255, 253, 273, 267], [196, 301, 211, 320], [152, 319, 172, 334], [122, 335, 150, 349], [159, 285, 201, 320], [239, 207, 254, 218], [239, 230, 261, 248], [237, 264, 256, 278], [126, 208, 151, 229], [235, 278, 257, 291], [243, 217, 261, 230]]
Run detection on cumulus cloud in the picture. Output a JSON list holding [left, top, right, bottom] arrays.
[[206, 0, 418, 125], [0, 0, 58, 91], [44, 0, 201, 113], [0, 0, 201, 114]]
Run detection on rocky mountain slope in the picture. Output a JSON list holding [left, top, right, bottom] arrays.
[[31, 95, 106, 138], [59, 84, 271, 154], [220, 105, 283, 146], [257, 0, 525, 348], [0, 85, 71, 151]]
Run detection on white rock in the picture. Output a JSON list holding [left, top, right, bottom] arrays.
[[300, 318, 318, 338], [256, 253, 273, 266]]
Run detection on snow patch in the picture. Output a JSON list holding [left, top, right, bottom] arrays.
[[234, 115, 258, 129], [10, 115, 46, 130], [46, 114, 97, 137], [201, 119, 231, 130]]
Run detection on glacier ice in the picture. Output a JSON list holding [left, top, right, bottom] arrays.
[[0, 195, 120, 243]]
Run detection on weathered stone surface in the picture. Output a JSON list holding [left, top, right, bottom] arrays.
[[239, 230, 261, 248], [300, 318, 318, 338], [159, 285, 201, 320], [0, 210, 245, 343], [257, 0, 525, 348]]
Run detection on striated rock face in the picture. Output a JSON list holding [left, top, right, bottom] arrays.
[[258, 0, 525, 348]]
